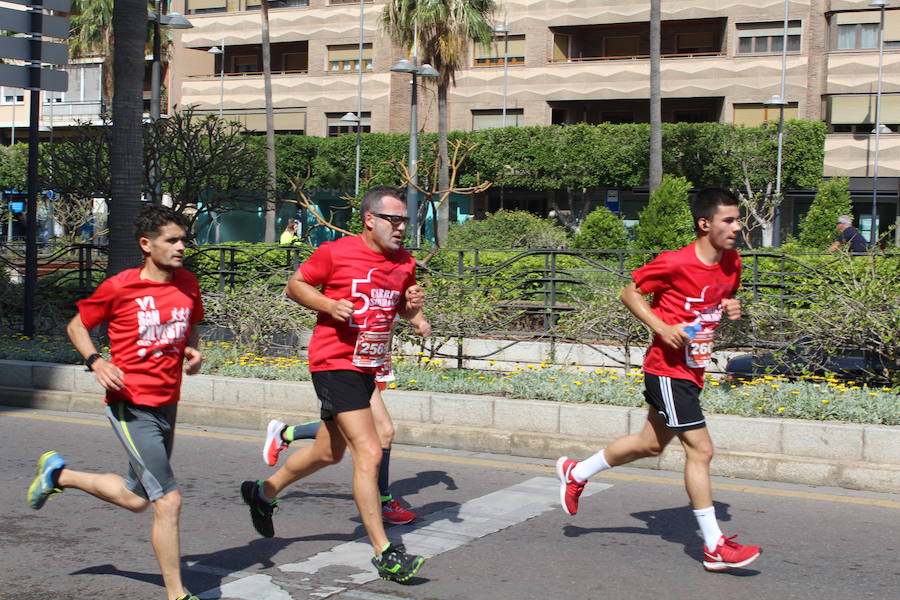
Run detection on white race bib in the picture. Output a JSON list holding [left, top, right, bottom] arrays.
[[352, 329, 391, 368]]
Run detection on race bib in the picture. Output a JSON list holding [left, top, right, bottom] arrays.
[[685, 327, 715, 369], [352, 329, 391, 368]]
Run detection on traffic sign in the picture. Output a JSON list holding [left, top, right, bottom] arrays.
[[0, 6, 71, 39], [0, 36, 68, 65], [0, 63, 68, 91], [1, 0, 71, 11]]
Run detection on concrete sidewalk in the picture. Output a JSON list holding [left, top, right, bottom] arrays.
[[1, 359, 897, 494]]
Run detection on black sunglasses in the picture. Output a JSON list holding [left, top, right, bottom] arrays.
[[373, 213, 410, 226]]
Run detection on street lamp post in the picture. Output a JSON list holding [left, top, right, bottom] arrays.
[[494, 19, 509, 127], [390, 50, 438, 246], [207, 38, 225, 120], [764, 0, 790, 247], [340, 111, 361, 196], [869, 0, 889, 245], [149, 3, 192, 203], [353, 0, 365, 197]]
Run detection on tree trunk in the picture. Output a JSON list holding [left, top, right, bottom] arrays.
[[437, 83, 450, 246], [648, 0, 662, 192], [107, 0, 147, 275], [260, 0, 277, 243]]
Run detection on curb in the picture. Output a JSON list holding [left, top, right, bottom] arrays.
[[1, 359, 898, 494]]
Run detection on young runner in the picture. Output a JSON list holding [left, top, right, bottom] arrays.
[[556, 188, 762, 571], [262, 312, 430, 526], [27, 205, 204, 600], [240, 185, 429, 583]]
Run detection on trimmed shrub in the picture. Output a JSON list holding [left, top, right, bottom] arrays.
[[572, 206, 629, 250], [446, 210, 569, 249], [634, 175, 694, 251], [797, 177, 852, 249]]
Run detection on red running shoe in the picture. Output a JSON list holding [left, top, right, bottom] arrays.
[[263, 419, 288, 467], [382, 498, 417, 525], [703, 535, 761, 571], [556, 456, 586, 515]]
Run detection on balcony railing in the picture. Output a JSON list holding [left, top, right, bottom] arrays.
[[549, 51, 724, 63]]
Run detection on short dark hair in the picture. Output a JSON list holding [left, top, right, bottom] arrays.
[[360, 185, 404, 216], [690, 188, 739, 233], [133, 204, 189, 241]]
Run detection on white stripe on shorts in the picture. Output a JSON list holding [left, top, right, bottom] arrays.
[[659, 375, 678, 427]]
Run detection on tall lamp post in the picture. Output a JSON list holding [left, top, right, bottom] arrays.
[[149, 3, 192, 203], [351, 0, 365, 197], [765, 0, 790, 247], [340, 111, 362, 196], [207, 37, 226, 120], [869, 0, 889, 245], [390, 52, 439, 246]]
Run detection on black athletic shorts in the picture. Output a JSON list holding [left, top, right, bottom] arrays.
[[311, 370, 376, 420], [643, 373, 707, 431]]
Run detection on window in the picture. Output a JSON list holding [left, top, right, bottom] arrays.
[[282, 52, 308, 72], [327, 111, 370, 137], [676, 32, 715, 54], [472, 108, 523, 130], [737, 21, 801, 54], [1, 87, 25, 104], [604, 36, 640, 57], [186, 0, 227, 14], [733, 103, 799, 127], [232, 55, 260, 73], [39, 64, 102, 104], [833, 10, 900, 50], [327, 44, 373, 72], [474, 35, 525, 66], [827, 95, 900, 132], [247, 0, 308, 9]]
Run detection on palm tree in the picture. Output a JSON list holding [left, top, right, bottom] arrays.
[[69, 0, 115, 111], [382, 0, 496, 244], [260, 0, 277, 243], [107, 0, 148, 275]]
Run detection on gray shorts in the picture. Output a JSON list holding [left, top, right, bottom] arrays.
[[105, 402, 179, 501]]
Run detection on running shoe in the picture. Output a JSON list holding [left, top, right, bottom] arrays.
[[382, 498, 416, 525], [371, 543, 425, 583], [703, 534, 762, 571], [28, 451, 65, 510], [175, 593, 200, 600], [556, 456, 586, 516], [263, 419, 289, 467], [240, 480, 277, 538]]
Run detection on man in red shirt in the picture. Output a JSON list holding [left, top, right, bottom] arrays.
[[240, 185, 429, 583], [27, 205, 204, 600], [556, 188, 762, 571]]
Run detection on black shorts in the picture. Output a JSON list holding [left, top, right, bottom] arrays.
[[311, 370, 376, 420], [643, 373, 706, 431]]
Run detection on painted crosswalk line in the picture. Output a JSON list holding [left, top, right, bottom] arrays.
[[196, 476, 610, 599]]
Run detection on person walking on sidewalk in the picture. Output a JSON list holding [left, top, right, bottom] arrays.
[[262, 310, 430, 526], [240, 185, 429, 583], [27, 205, 205, 600], [556, 188, 762, 572]]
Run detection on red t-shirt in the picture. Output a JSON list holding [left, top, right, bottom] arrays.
[[299, 235, 417, 373], [77, 267, 204, 407], [631, 243, 742, 387]]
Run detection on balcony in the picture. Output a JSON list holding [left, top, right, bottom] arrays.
[[549, 17, 727, 63], [205, 41, 309, 77]]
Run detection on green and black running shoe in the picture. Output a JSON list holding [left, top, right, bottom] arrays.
[[174, 593, 199, 600], [27, 451, 65, 510], [240, 480, 277, 538], [372, 543, 425, 583]]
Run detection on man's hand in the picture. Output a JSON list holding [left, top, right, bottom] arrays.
[[405, 285, 425, 311], [328, 298, 355, 322], [413, 319, 432, 337], [184, 346, 204, 375], [721, 297, 742, 320], [93, 358, 125, 392], [655, 323, 692, 349]]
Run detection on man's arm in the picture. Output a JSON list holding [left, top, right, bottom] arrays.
[[620, 282, 690, 349], [827, 240, 841, 252], [66, 314, 124, 391], [400, 284, 431, 336], [285, 269, 353, 322]]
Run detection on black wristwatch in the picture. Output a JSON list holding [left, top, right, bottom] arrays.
[[85, 353, 102, 371]]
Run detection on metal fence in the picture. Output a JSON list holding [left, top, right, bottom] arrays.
[[2, 242, 896, 343]]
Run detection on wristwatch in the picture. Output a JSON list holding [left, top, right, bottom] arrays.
[[85, 353, 102, 371]]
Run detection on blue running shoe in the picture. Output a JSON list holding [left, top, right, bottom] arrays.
[[28, 451, 65, 510]]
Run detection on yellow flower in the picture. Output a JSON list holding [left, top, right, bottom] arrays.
[[777, 407, 785, 412], [408, 379, 417, 383], [869, 392, 878, 396], [790, 391, 800, 395], [388, 383, 396, 389], [488, 360, 496, 366], [573, 381, 582, 386], [822, 399, 830, 404]]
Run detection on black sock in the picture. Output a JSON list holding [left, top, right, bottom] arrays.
[[379, 448, 391, 501]]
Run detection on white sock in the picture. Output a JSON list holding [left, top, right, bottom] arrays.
[[693, 506, 723, 550], [571, 449, 612, 482]]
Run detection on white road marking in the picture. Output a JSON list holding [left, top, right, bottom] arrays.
[[199, 476, 610, 599]]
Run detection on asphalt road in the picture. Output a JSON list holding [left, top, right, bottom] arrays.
[[3, 405, 898, 600]]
